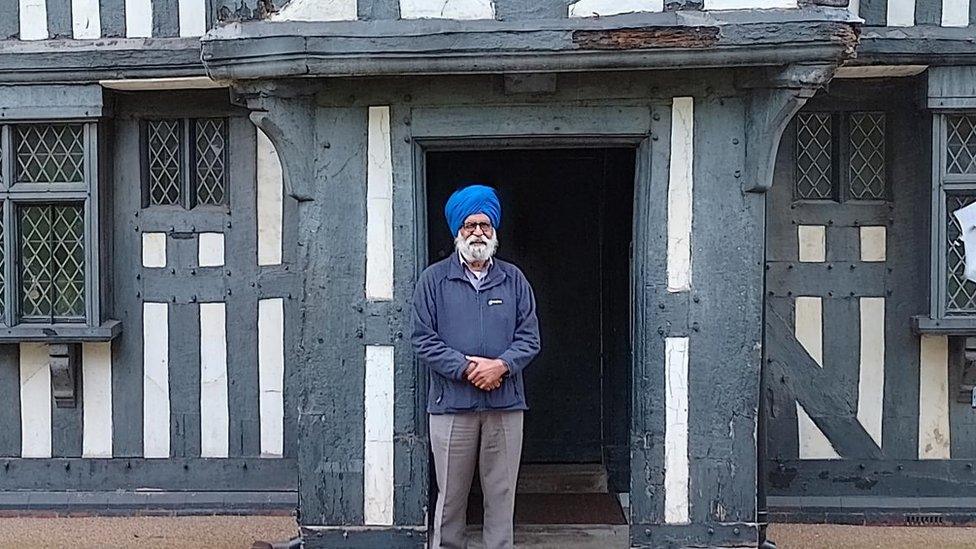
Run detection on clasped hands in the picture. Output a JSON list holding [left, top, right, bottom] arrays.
[[465, 356, 509, 392]]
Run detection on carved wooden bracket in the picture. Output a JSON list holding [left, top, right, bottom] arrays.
[[739, 64, 837, 194], [238, 84, 318, 202], [49, 343, 80, 408]]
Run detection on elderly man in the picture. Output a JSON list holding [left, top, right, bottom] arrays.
[[412, 184, 541, 549]]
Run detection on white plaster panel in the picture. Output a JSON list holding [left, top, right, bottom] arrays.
[[797, 403, 841, 459], [72, 0, 102, 39], [178, 0, 207, 36], [859, 226, 887, 263], [400, 0, 496, 19], [257, 129, 284, 266], [198, 232, 225, 267], [142, 232, 167, 268], [942, 0, 971, 26], [125, 0, 153, 38], [794, 297, 823, 367], [271, 0, 357, 21], [664, 337, 690, 524], [919, 335, 951, 459], [667, 97, 694, 293], [569, 0, 663, 17], [857, 298, 885, 448], [258, 298, 285, 457], [82, 342, 113, 458], [849, 0, 860, 16], [886, 0, 916, 26], [143, 302, 170, 459], [19, 0, 49, 40], [19, 342, 51, 458], [798, 225, 826, 263], [366, 106, 395, 302], [199, 302, 229, 458], [364, 345, 395, 525]]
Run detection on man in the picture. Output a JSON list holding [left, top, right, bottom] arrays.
[[412, 184, 541, 549]]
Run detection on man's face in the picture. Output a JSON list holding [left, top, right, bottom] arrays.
[[456, 213, 498, 262]]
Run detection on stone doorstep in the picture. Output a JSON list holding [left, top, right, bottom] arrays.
[[466, 524, 630, 549]]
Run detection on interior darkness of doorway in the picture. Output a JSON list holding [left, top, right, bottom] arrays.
[[425, 148, 636, 494]]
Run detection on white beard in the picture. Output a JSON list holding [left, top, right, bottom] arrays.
[[456, 232, 498, 263]]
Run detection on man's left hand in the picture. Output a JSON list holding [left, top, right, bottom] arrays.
[[465, 356, 509, 390]]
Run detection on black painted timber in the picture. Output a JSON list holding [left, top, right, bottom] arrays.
[[0, 345, 21, 457], [201, 12, 858, 80], [0, 458, 296, 491], [858, 0, 887, 26], [0, 40, 204, 84], [915, 0, 943, 26], [152, 0, 180, 38], [0, 1, 18, 40], [47, 0, 73, 38], [295, 106, 370, 525], [111, 116, 145, 458], [687, 97, 762, 524], [768, 459, 976, 497], [99, 0, 126, 37], [391, 105, 426, 526], [630, 104, 671, 528], [631, 522, 759, 549], [51, 368, 84, 458], [766, 305, 883, 459], [169, 303, 202, 458]]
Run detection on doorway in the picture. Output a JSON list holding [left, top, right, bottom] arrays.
[[425, 147, 635, 525]]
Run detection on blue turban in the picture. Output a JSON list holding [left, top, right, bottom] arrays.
[[444, 184, 501, 236]]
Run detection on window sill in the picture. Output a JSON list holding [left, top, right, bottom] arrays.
[[913, 315, 976, 335], [0, 319, 122, 343]]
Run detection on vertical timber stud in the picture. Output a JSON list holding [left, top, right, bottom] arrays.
[[248, 90, 377, 543]]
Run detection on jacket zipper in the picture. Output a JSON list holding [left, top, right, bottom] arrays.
[[478, 285, 486, 410]]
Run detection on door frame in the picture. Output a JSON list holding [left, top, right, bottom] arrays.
[[405, 103, 660, 532]]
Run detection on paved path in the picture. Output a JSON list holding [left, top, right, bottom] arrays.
[[1, 516, 976, 548]]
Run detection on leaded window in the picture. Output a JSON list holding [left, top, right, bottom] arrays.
[[793, 111, 888, 202], [795, 113, 834, 200], [20, 204, 86, 321], [144, 118, 228, 208], [934, 113, 976, 319], [945, 193, 976, 314], [947, 114, 976, 175], [0, 122, 99, 326], [849, 113, 887, 200]]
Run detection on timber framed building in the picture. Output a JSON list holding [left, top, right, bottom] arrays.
[[0, 0, 974, 548]]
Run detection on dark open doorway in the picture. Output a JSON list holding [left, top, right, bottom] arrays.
[[425, 147, 635, 525]]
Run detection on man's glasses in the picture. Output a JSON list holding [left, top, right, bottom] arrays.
[[462, 221, 494, 233]]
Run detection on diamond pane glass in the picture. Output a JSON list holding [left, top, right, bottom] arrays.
[[195, 118, 226, 205], [947, 115, 976, 175], [849, 112, 886, 200], [0, 208, 5, 321], [795, 113, 834, 200], [947, 193, 976, 314], [20, 204, 85, 321], [15, 124, 85, 183], [148, 120, 182, 206]]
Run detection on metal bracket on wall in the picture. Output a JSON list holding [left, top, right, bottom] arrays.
[[49, 343, 81, 408], [958, 339, 976, 405]]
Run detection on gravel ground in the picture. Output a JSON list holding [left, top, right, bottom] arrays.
[[1, 517, 975, 548]]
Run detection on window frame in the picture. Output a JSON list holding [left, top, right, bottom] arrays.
[[141, 117, 229, 210], [930, 112, 976, 321], [0, 121, 102, 328], [792, 108, 892, 204]]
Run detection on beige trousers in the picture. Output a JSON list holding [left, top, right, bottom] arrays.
[[429, 411, 524, 549]]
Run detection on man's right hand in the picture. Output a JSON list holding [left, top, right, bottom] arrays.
[[466, 361, 501, 391]]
